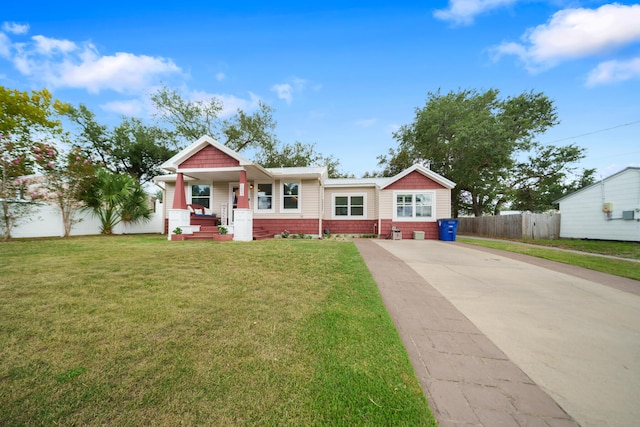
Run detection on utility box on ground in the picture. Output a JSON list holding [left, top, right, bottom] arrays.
[[413, 231, 425, 240], [392, 228, 402, 240]]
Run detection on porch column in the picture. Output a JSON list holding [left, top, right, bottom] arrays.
[[237, 170, 249, 209], [172, 172, 187, 209], [168, 172, 190, 240], [233, 169, 253, 241]]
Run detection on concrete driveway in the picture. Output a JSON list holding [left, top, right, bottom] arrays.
[[367, 239, 640, 427]]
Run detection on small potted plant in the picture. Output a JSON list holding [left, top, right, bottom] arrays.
[[171, 227, 185, 241], [214, 225, 233, 241], [281, 229, 290, 239]]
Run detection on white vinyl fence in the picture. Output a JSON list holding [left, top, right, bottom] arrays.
[[10, 201, 164, 238]]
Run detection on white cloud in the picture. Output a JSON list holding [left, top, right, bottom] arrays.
[[355, 118, 377, 128], [101, 99, 146, 116], [434, 0, 518, 26], [386, 123, 401, 135], [271, 77, 312, 104], [215, 72, 225, 81], [2, 31, 182, 93], [191, 90, 260, 118], [0, 33, 10, 58], [55, 51, 181, 93], [586, 57, 640, 86], [272, 83, 293, 104], [32, 35, 77, 55], [2, 22, 29, 35], [492, 4, 640, 72]]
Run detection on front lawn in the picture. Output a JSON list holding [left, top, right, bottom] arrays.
[[0, 235, 434, 426], [458, 237, 640, 281]]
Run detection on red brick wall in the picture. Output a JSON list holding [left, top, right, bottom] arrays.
[[380, 219, 438, 239], [180, 145, 239, 168], [322, 220, 378, 235], [385, 171, 445, 190], [254, 219, 319, 236]]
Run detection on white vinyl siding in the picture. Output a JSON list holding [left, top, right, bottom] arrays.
[[558, 168, 640, 241]]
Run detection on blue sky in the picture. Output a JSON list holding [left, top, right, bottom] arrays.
[[1, 1, 639, 179]]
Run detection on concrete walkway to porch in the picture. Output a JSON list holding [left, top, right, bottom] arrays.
[[354, 239, 640, 427]]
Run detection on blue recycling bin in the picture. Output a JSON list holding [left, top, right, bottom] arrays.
[[438, 219, 458, 241]]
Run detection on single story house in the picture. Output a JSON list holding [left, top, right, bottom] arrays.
[[154, 135, 455, 241], [554, 166, 640, 242]]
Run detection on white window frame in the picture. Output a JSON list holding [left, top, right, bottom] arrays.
[[254, 182, 275, 213], [189, 183, 212, 209], [331, 193, 367, 219], [281, 181, 301, 212], [392, 190, 436, 221]]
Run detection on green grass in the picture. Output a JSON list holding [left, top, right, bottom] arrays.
[[0, 235, 434, 426], [458, 237, 640, 281], [520, 238, 640, 260]]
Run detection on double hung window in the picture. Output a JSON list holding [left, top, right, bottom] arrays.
[[394, 192, 434, 220], [256, 183, 273, 210], [191, 184, 211, 208], [334, 195, 365, 218], [282, 182, 300, 211]]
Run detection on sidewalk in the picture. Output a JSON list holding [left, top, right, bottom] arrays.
[[354, 239, 579, 427]]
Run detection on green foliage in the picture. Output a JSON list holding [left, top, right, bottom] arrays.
[[64, 104, 178, 183], [32, 142, 97, 237], [82, 168, 151, 234], [254, 140, 351, 178], [151, 85, 279, 153], [151, 85, 348, 177], [0, 86, 67, 239], [379, 88, 591, 215], [459, 237, 640, 280]]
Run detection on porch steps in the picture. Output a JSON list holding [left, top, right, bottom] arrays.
[[184, 226, 220, 241], [253, 226, 272, 240]]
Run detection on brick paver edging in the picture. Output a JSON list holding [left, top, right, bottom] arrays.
[[354, 239, 579, 427]]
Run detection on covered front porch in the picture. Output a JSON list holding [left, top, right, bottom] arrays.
[[155, 136, 273, 241]]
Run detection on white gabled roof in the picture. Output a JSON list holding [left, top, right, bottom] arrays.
[[554, 166, 640, 204], [325, 164, 455, 190]]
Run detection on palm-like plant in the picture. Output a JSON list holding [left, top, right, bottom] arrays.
[[83, 168, 151, 234]]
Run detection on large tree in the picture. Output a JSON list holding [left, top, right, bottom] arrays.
[[151, 85, 278, 153], [253, 140, 351, 178], [0, 87, 67, 239], [151, 86, 349, 177], [379, 88, 591, 216], [64, 105, 178, 183]]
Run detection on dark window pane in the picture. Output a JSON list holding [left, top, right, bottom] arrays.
[[335, 206, 348, 216], [351, 206, 364, 216]]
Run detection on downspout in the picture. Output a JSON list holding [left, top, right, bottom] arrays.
[[318, 178, 323, 237], [376, 185, 381, 238]]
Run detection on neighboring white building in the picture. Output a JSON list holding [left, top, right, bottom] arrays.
[[555, 167, 640, 242]]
